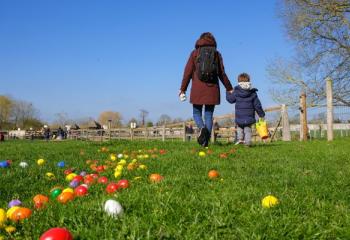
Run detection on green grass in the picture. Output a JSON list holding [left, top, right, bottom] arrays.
[[1, 138, 350, 239]]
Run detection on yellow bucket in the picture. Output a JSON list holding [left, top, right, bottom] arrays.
[[256, 119, 269, 139]]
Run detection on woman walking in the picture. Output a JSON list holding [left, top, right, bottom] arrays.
[[179, 32, 233, 147]]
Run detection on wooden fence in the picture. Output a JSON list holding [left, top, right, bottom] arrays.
[[68, 105, 290, 142]]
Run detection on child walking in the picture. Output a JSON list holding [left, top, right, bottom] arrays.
[[226, 73, 265, 146]]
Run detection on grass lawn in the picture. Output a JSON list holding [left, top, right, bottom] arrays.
[[1, 138, 350, 239]]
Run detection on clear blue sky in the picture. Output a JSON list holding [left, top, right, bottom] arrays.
[[0, 0, 293, 123]]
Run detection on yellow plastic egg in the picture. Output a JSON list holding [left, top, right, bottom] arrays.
[[66, 173, 77, 181], [0, 209, 6, 227], [37, 159, 45, 165], [62, 188, 74, 194]]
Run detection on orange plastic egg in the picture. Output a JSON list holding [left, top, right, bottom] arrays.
[[149, 174, 164, 183], [33, 194, 49, 209], [57, 192, 74, 204], [11, 208, 32, 221]]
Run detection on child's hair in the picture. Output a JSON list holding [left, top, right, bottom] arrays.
[[238, 73, 250, 82]]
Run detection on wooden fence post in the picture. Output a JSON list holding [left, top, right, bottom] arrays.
[[162, 125, 166, 142], [182, 122, 186, 142], [299, 92, 308, 141], [326, 78, 334, 141], [281, 104, 291, 141], [130, 128, 134, 141]]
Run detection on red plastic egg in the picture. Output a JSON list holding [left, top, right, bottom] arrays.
[[98, 176, 108, 184], [96, 165, 105, 172], [74, 186, 88, 197], [117, 179, 129, 189], [72, 175, 84, 182], [40, 228, 73, 240], [64, 169, 73, 175], [106, 183, 119, 194]]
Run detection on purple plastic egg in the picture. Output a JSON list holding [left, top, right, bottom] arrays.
[[80, 171, 87, 177], [69, 180, 79, 188], [8, 199, 22, 208]]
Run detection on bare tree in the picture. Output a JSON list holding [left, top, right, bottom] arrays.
[[139, 109, 148, 126], [157, 114, 172, 126], [0, 95, 13, 125], [98, 111, 122, 128], [11, 99, 39, 128], [53, 112, 72, 127], [269, 0, 350, 106]]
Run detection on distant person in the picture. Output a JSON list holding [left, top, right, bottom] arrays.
[[57, 127, 64, 140], [179, 32, 233, 147], [226, 73, 265, 147], [0, 133, 4, 142], [43, 126, 50, 141], [185, 124, 194, 141], [213, 121, 220, 142]]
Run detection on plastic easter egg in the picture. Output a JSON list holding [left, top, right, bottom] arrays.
[[115, 165, 123, 171], [57, 192, 74, 204], [8, 199, 21, 208], [0, 208, 6, 227], [208, 170, 220, 179], [62, 188, 74, 194], [149, 174, 164, 183], [131, 159, 137, 163], [117, 154, 123, 159], [37, 159, 45, 165], [11, 207, 32, 221], [65, 173, 77, 182], [198, 151, 206, 157], [110, 154, 116, 161], [72, 175, 84, 182], [262, 195, 279, 208], [138, 164, 147, 170], [127, 163, 137, 171], [50, 188, 62, 199], [84, 175, 95, 185], [57, 161, 65, 168], [104, 199, 123, 217], [39, 228, 73, 240], [6, 207, 20, 218], [19, 161, 28, 168], [64, 169, 73, 175], [118, 160, 126, 166], [0, 161, 9, 168], [4, 225, 16, 233], [90, 173, 99, 179], [106, 183, 119, 194], [96, 165, 105, 172], [46, 172, 55, 180], [33, 194, 49, 209], [69, 180, 79, 188], [80, 184, 89, 189], [80, 171, 87, 176], [98, 176, 108, 184], [117, 179, 129, 189], [114, 171, 122, 178], [74, 185, 88, 197]]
